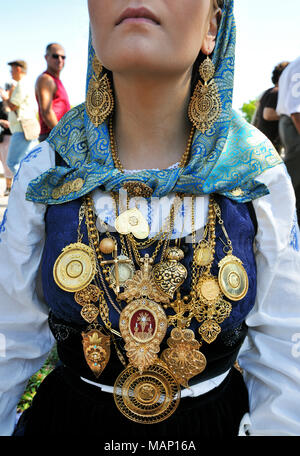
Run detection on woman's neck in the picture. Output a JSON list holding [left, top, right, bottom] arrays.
[[112, 72, 192, 170]]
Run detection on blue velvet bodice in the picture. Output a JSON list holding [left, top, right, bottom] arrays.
[[41, 195, 257, 382]]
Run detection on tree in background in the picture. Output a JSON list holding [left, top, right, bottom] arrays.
[[240, 99, 258, 124]]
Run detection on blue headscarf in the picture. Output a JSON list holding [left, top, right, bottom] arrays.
[[26, 0, 281, 205]]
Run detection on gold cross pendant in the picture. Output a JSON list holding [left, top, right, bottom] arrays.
[[100, 244, 134, 293]]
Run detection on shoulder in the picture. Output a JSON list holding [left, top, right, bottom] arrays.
[[13, 141, 55, 193], [36, 73, 56, 90]]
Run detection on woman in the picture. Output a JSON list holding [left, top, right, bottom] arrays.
[[0, 0, 299, 438], [0, 100, 13, 196]]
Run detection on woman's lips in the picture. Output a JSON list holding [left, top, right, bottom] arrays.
[[116, 7, 160, 26]]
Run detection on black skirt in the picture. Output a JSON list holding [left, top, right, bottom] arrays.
[[14, 365, 249, 439]]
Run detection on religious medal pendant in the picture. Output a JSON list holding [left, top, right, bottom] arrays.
[[75, 284, 101, 323], [218, 253, 249, 302], [119, 299, 168, 373], [160, 327, 207, 388], [53, 243, 97, 293], [115, 207, 150, 240], [82, 325, 111, 378], [118, 255, 169, 372], [100, 241, 135, 293], [153, 247, 188, 299]]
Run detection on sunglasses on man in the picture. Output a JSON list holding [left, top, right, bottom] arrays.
[[52, 54, 66, 60]]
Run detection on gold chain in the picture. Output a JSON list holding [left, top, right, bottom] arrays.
[[109, 117, 195, 173]]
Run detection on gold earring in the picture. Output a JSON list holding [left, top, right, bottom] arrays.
[[188, 56, 222, 133], [86, 55, 114, 127]]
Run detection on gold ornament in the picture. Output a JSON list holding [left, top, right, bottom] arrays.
[[100, 244, 134, 293], [218, 255, 249, 301], [99, 237, 116, 255], [194, 240, 214, 267], [161, 328, 207, 387], [113, 361, 180, 424], [82, 326, 111, 377], [153, 247, 188, 299], [52, 178, 84, 200], [53, 243, 97, 292], [188, 56, 222, 133], [115, 207, 150, 240], [122, 181, 153, 198], [119, 299, 168, 374], [75, 284, 101, 323], [118, 254, 170, 305], [86, 55, 114, 127]]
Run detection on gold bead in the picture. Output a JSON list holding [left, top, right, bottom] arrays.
[[99, 237, 115, 255]]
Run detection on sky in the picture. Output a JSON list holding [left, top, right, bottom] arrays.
[[0, 0, 300, 111]]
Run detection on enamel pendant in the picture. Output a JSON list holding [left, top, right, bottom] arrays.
[[82, 326, 111, 378]]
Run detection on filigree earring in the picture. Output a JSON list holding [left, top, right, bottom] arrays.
[[86, 55, 114, 127], [188, 55, 222, 133]]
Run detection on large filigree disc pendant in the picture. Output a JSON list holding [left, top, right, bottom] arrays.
[[53, 243, 97, 292], [113, 361, 180, 424], [119, 299, 168, 373], [218, 255, 249, 301], [161, 328, 207, 387]]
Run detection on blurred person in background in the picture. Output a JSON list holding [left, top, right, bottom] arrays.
[[0, 85, 14, 196], [35, 43, 71, 142], [277, 55, 300, 223], [253, 61, 289, 153], [0, 60, 39, 176]]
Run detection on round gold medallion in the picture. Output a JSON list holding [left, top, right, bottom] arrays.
[[113, 362, 180, 424], [53, 243, 96, 292], [196, 275, 222, 305], [194, 243, 214, 267], [218, 256, 249, 301]]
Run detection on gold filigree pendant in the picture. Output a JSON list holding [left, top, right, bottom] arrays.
[[113, 360, 180, 424], [75, 283, 101, 323], [119, 299, 168, 373], [161, 328, 207, 387], [82, 326, 111, 378], [86, 56, 114, 127]]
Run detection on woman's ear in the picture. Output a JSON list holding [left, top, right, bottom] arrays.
[[201, 7, 221, 55]]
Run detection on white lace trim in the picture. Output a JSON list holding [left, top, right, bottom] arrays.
[[123, 162, 180, 174]]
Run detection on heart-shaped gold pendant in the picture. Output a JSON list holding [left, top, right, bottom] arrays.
[[153, 247, 187, 299], [115, 208, 150, 240]]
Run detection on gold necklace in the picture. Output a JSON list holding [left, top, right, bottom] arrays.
[[108, 116, 195, 174]]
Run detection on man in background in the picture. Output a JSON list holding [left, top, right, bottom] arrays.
[[253, 61, 289, 153], [277, 55, 300, 222], [35, 43, 71, 142]]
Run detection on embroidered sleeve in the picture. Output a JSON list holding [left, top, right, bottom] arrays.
[[0, 141, 56, 436], [238, 163, 300, 436]]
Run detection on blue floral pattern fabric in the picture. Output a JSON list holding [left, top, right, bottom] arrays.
[[25, 0, 281, 206]]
